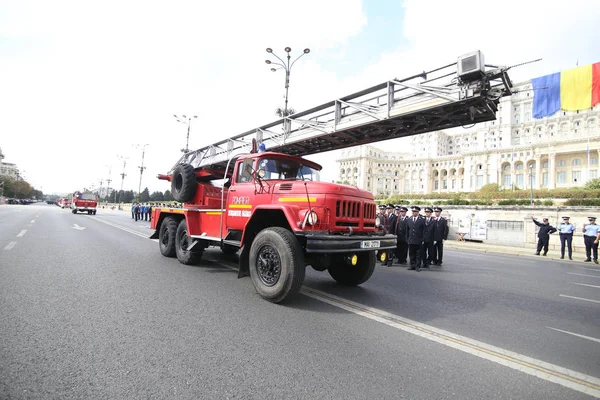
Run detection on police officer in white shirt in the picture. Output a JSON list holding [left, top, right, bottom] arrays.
[[557, 216, 575, 260], [583, 216, 600, 263]]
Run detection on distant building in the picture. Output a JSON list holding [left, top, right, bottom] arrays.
[[337, 78, 600, 196], [0, 147, 20, 179]]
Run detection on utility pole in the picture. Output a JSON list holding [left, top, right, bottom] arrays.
[[106, 165, 112, 204], [174, 115, 198, 153], [117, 155, 128, 203], [135, 144, 149, 199]]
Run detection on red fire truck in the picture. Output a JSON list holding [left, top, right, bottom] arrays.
[[71, 191, 98, 214], [150, 51, 513, 303], [59, 198, 72, 209]]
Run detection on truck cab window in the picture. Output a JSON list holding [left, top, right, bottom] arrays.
[[237, 158, 254, 183], [257, 157, 320, 181]]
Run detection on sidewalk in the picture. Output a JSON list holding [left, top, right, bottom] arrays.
[[444, 240, 598, 264]]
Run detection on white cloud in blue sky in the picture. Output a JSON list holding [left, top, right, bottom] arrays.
[[1, 0, 599, 194]]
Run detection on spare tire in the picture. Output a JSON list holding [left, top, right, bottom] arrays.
[[171, 164, 197, 203]]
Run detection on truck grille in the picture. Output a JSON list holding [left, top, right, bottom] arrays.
[[336, 200, 361, 218]]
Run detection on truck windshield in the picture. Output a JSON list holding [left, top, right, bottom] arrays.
[[78, 193, 97, 200], [257, 158, 320, 181]]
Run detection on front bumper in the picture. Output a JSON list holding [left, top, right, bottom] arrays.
[[303, 233, 397, 254]]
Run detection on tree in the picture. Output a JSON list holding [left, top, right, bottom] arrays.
[[139, 187, 150, 202], [163, 190, 173, 201], [150, 191, 164, 201], [584, 178, 600, 190]]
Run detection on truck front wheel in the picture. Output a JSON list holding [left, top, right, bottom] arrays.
[[175, 219, 202, 265], [159, 217, 177, 258], [328, 252, 376, 286], [249, 227, 305, 303]]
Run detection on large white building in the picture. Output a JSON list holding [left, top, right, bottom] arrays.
[[0, 147, 20, 180], [337, 79, 600, 195]]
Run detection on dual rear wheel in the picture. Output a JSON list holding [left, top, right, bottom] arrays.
[[159, 217, 202, 264]]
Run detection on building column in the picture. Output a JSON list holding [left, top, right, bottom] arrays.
[[549, 153, 556, 189], [535, 155, 542, 189]]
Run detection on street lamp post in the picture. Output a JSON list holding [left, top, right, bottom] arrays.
[[265, 47, 310, 118], [117, 155, 128, 203], [529, 164, 534, 206], [174, 115, 198, 153], [135, 144, 149, 199]]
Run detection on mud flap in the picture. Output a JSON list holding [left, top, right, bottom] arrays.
[[237, 244, 250, 278], [149, 230, 159, 239]]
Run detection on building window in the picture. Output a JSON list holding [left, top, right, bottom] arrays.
[[477, 175, 483, 188], [557, 160, 566, 167], [542, 172, 548, 186], [503, 175, 512, 187], [591, 157, 598, 165], [516, 174, 524, 187], [515, 163, 524, 170], [557, 171, 566, 184], [572, 171, 581, 183], [572, 159, 582, 166], [543, 161, 549, 168], [590, 170, 598, 179]]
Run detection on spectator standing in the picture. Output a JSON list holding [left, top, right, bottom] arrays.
[[394, 206, 409, 265], [531, 216, 557, 256], [384, 204, 396, 266], [582, 216, 600, 263], [557, 216, 575, 260], [421, 207, 436, 268]]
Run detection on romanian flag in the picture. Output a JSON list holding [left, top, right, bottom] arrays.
[[532, 62, 600, 118]]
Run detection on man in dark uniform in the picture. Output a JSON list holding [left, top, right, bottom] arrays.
[[531, 216, 557, 256], [394, 206, 409, 265], [376, 205, 387, 264], [421, 207, 436, 268], [405, 206, 425, 271], [384, 204, 397, 266], [432, 206, 449, 265]]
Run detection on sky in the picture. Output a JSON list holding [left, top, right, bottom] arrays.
[[1, 0, 599, 195]]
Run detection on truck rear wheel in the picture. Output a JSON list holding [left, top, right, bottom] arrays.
[[159, 217, 177, 258], [249, 227, 305, 303], [328, 252, 376, 286], [171, 163, 197, 203], [175, 219, 202, 265]]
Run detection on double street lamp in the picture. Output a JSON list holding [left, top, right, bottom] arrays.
[[265, 47, 310, 117], [174, 114, 198, 154]]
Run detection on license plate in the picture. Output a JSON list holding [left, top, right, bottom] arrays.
[[360, 240, 380, 249]]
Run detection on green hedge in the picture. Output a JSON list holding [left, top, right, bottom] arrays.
[[564, 199, 600, 206], [384, 188, 599, 202]]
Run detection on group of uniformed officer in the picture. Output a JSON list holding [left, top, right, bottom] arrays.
[[377, 204, 449, 271]]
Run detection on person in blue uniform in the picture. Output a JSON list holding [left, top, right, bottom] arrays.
[[404, 206, 425, 271], [432, 206, 449, 265], [531, 216, 557, 256], [557, 216, 575, 260], [582, 216, 600, 263]]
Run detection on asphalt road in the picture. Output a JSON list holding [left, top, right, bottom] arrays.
[[1, 204, 599, 399]]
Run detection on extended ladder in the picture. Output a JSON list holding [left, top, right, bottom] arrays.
[[170, 52, 512, 173]]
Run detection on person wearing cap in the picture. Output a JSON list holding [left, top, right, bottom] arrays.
[[384, 204, 397, 266], [582, 216, 600, 263], [557, 216, 575, 260], [394, 206, 409, 264], [421, 207, 436, 268], [404, 206, 425, 271], [432, 207, 449, 266], [376, 205, 388, 263], [531, 216, 557, 256]]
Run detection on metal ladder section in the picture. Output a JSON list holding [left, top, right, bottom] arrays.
[[170, 59, 512, 173]]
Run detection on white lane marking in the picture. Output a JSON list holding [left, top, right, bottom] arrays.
[[301, 287, 600, 397], [574, 267, 600, 273], [547, 327, 600, 344], [17, 230, 27, 237], [72, 224, 86, 230], [567, 273, 600, 279], [570, 282, 600, 289], [30, 220, 35, 223], [4, 241, 17, 250], [90, 217, 149, 239], [559, 294, 600, 304], [96, 220, 600, 397]]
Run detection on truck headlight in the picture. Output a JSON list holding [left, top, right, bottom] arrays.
[[306, 211, 318, 226], [375, 216, 381, 228]]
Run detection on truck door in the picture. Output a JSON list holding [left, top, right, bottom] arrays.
[[225, 158, 256, 231]]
